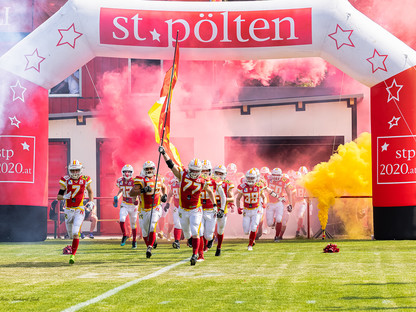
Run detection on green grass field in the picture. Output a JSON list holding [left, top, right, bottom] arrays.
[[1, 238, 416, 312]]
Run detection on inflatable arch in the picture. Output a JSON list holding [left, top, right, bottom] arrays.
[[1, 0, 416, 240]]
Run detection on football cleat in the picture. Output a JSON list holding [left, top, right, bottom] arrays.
[[187, 238, 193, 248], [247, 245, 253, 251], [132, 241, 137, 249], [80, 233, 85, 239], [146, 246, 153, 258], [153, 241, 158, 249], [215, 248, 221, 256], [274, 236, 280, 242], [301, 227, 307, 235], [89, 233, 94, 239], [190, 254, 198, 266], [206, 239, 214, 249], [121, 236, 128, 246], [172, 240, 180, 249], [296, 231, 300, 238], [197, 255, 205, 262], [69, 254, 75, 264]]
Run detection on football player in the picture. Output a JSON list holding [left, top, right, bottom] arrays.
[[57, 160, 94, 264], [294, 167, 311, 237], [165, 175, 182, 249], [213, 164, 235, 256], [266, 168, 293, 242], [159, 147, 217, 266], [235, 168, 267, 251], [113, 164, 139, 248], [197, 160, 226, 261], [130, 161, 167, 258]]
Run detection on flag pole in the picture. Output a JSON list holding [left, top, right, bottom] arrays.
[[147, 30, 179, 243]]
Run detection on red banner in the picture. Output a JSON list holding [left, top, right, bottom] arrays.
[[100, 8, 311, 48]]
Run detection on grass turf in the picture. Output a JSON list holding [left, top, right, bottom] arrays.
[[0, 239, 415, 311]]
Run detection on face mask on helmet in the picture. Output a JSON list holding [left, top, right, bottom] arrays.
[[122, 164, 134, 179], [245, 169, 257, 186], [188, 158, 202, 179], [143, 161, 156, 177], [213, 165, 227, 180], [271, 168, 283, 181], [68, 160, 83, 179]]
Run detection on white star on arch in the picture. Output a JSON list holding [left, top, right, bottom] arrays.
[[386, 79, 403, 102], [366, 49, 388, 73], [9, 116, 21, 128], [328, 25, 355, 50], [388, 116, 401, 129], [57, 23, 83, 49], [381, 142, 389, 151], [10, 80, 26, 102], [21, 142, 30, 151], [150, 29, 161, 42], [24, 49, 45, 72]]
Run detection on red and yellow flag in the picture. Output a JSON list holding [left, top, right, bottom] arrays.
[[148, 45, 182, 166]]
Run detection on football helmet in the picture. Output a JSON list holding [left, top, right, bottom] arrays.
[[227, 163, 237, 176], [165, 171, 174, 181], [143, 161, 156, 177], [293, 171, 302, 180], [201, 160, 212, 176], [299, 166, 308, 175], [282, 173, 290, 180], [68, 160, 83, 179], [245, 168, 257, 186], [260, 167, 270, 176], [188, 158, 202, 179], [121, 164, 134, 179], [213, 164, 227, 180], [271, 168, 283, 181]]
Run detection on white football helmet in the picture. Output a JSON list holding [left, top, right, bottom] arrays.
[[227, 163, 237, 176], [201, 160, 212, 176], [143, 161, 156, 177], [165, 171, 174, 181], [282, 173, 290, 180], [245, 168, 257, 186], [121, 164, 134, 179], [293, 171, 302, 180], [299, 166, 308, 175], [213, 164, 227, 180], [260, 167, 270, 176], [188, 158, 202, 179], [68, 160, 83, 179], [271, 168, 283, 182]]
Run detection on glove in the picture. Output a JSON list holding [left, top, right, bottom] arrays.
[[141, 185, 152, 193], [85, 201, 95, 212], [228, 203, 235, 213], [113, 196, 118, 208], [161, 194, 168, 203], [158, 146, 166, 155], [164, 202, 170, 212], [237, 207, 243, 215], [213, 204, 218, 214], [286, 204, 293, 213], [63, 191, 72, 200], [134, 200, 139, 205], [217, 209, 225, 218], [262, 203, 266, 209]]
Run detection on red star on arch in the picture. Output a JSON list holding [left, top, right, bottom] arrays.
[[57, 23, 83, 49], [366, 49, 388, 73]]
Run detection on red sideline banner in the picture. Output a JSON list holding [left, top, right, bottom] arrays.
[[371, 66, 416, 207]]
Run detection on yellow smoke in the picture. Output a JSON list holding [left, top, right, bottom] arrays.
[[302, 132, 372, 238]]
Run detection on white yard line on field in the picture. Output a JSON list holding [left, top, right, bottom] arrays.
[[61, 258, 189, 312]]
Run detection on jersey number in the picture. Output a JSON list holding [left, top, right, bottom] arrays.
[[182, 178, 201, 195]]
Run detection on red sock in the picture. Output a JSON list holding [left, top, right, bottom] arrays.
[[174, 228, 181, 241], [297, 218, 303, 231], [217, 234, 224, 249], [143, 236, 148, 245], [198, 237, 204, 257], [192, 237, 200, 256], [249, 231, 256, 246], [132, 228, 137, 242], [204, 237, 208, 249], [275, 223, 282, 237], [148, 232, 156, 247], [71, 238, 79, 255], [120, 222, 126, 236]]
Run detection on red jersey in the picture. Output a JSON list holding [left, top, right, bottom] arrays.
[[267, 176, 292, 203], [116, 177, 135, 204], [201, 176, 221, 209], [294, 181, 307, 202], [237, 182, 262, 209], [134, 175, 164, 210], [59, 175, 92, 209], [216, 179, 234, 214], [170, 179, 180, 207], [178, 168, 207, 210]]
